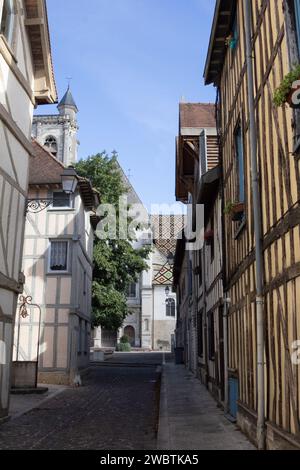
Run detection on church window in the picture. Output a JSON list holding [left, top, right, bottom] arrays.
[[166, 298, 176, 317], [144, 319, 149, 332], [44, 135, 58, 157], [0, 0, 15, 45], [127, 282, 137, 298]]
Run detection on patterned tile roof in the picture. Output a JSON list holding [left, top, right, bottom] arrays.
[[153, 264, 174, 286], [150, 215, 186, 257]]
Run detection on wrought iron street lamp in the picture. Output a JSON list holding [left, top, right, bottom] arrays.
[[26, 166, 78, 213]]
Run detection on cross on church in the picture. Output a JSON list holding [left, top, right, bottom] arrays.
[[66, 76, 72, 88]]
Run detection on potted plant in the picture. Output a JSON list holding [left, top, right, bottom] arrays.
[[225, 34, 237, 50], [224, 201, 245, 222], [273, 64, 300, 108]]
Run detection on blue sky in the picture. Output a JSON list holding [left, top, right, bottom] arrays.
[[41, 0, 216, 210]]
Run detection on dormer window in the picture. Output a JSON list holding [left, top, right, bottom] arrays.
[[0, 0, 14, 45], [44, 136, 58, 157]]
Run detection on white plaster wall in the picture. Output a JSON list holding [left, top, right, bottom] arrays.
[[0, 1, 37, 417]]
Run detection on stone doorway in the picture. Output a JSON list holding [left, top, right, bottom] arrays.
[[124, 326, 135, 347]]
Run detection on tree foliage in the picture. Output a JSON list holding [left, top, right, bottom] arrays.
[[75, 152, 150, 330]]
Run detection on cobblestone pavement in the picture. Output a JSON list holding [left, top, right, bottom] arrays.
[[0, 356, 162, 450]]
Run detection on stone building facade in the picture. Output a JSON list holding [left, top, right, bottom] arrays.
[[32, 87, 79, 166]]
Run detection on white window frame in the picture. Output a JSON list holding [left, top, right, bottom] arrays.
[[49, 190, 74, 211], [48, 240, 70, 274], [0, 0, 15, 45], [166, 297, 176, 318]]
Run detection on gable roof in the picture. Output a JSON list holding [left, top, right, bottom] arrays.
[[29, 140, 99, 210], [30, 140, 64, 185], [179, 103, 216, 131], [116, 161, 144, 206]]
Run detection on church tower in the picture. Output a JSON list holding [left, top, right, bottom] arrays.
[[32, 87, 79, 166]]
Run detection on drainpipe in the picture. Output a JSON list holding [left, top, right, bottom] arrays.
[[202, 247, 209, 388], [223, 298, 230, 414], [245, 0, 265, 450], [216, 86, 229, 414]]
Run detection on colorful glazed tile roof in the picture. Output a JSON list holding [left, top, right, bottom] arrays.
[[153, 263, 174, 286], [150, 215, 186, 258]]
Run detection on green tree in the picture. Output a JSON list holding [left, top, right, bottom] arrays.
[[75, 152, 150, 331]]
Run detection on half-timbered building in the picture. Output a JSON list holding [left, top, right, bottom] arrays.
[[13, 140, 99, 385], [204, 0, 300, 450], [0, 0, 56, 420], [174, 103, 223, 402]]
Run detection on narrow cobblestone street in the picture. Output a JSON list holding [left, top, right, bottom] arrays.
[[0, 354, 162, 450], [0, 353, 256, 451]]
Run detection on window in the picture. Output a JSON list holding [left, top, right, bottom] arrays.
[[198, 250, 203, 286], [208, 312, 215, 360], [166, 298, 176, 317], [235, 125, 245, 204], [49, 241, 68, 272], [188, 260, 193, 295], [197, 311, 203, 357], [0, 0, 14, 44], [78, 319, 82, 355], [52, 191, 71, 209], [44, 136, 58, 157], [294, 0, 300, 54], [144, 318, 149, 332], [231, 11, 239, 50], [127, 282, 137, 298], [210, 216, 215, 262]]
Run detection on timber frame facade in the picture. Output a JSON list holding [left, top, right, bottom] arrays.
[[0, 0, 57, 420], [205, 0, 300, 450], [174, 104, 224, 403]]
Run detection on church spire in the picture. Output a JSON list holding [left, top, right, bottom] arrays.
[[57, 86, 78, 117]]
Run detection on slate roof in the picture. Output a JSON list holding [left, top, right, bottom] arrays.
[[58, 87, 78, 111], [179, 103, 216, 130]]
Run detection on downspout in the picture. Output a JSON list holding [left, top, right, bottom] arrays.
[[216, 86, 229, 414], [202, 247, 209, 388], [245, 0, 266, 450], [223, 299, 229, 414]]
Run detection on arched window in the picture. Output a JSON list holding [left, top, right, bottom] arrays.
[[166, 298, 176, 317], [44, 136, 58, 156], [0, 0, 15, 44]]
